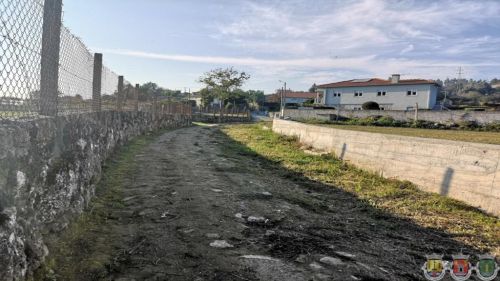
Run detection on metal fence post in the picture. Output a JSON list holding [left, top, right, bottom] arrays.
[[92, 53, 103, 113], [39, 0, 63, 116], [117, 75, 124, 111], [135, 84, 140, 112]]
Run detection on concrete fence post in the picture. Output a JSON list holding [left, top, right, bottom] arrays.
[[92, 53, 103, 113], [39, 0, 63, 116], [415, 103, 419, 122], [117, 76, 124, 111], [134, 84, 140, 112]]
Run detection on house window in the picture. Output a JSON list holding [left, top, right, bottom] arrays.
[[407, 90, 417, 96], [412, 91, 417, 96], [354, 92, 363, 97], [382, 92, 386, 96], [333, 93, 337, 97], [338, 93, 341, 97], [377, 91, 381, 96], [407, 91, 412, 96]]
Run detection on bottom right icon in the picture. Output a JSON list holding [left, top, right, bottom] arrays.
[[422, 254, 499, 281], [477, 255, 499, 281]]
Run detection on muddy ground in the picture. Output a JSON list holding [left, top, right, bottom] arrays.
[[40, 125, 484, 281]]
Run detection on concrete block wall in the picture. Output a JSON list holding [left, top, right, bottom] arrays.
[[0, 111, 191, 280], [273, 119, 500, 216], [282, 109, 500, 124]]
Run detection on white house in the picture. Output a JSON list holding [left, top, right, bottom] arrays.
[[316, 75, 440, 110]]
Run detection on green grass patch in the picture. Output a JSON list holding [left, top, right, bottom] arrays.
[[301, 119, 500, 145], [222, 122, 500, 255], [33, 131, 163, 281]]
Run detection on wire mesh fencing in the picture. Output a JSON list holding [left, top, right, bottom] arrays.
[[0, 0, 44, 119], [0, 0, 191, 120], [58, 25, 94, 115]]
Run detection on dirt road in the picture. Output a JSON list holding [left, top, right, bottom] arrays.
[[44, 125, 476, 281]]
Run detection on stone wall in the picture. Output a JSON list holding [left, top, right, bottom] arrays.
[[282, 108, 500, 124], [273, 119, 500, 216], [0, 111, 190, 280]]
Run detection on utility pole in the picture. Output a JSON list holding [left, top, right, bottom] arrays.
[[279, 80, 286, 118]]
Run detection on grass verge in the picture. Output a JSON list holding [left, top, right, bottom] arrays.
[[33, 131, 162, 281], [300, 119, 500, 145], [222, 122, 500, 255]]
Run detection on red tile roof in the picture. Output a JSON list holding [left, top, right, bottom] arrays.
[[317, 78, 438, 88]]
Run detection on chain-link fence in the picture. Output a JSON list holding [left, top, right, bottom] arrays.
[[0, 0, 191, 120], [0, 0, 44, 119]]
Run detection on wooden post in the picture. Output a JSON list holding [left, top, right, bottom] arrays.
[[92, 53, 103, 113], [39, 0, 63, 116]]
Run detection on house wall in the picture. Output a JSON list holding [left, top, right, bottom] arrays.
[[320, 84, 438, 110], [272, 119, 500, 216]]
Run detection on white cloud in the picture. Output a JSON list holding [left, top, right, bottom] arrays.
[[99, 48, 500, 75], [215, 0, 500, 59], [96, 0, 500, 93], [400, 44, 414, 54]]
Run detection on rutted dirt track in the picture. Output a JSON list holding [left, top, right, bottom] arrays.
[[46, 125, 478, 281]]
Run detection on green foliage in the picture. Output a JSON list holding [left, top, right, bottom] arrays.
[[437, 78, 500, 106], [304, 115, 500, 132], [198, 67, 250, 106], [199, 87, 264, 109], [308, 83, 317, 93]]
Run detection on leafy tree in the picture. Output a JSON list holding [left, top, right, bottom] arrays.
[[198, 67, 250, 107], [245, 90, 265, 109], [139, 82, 163, 101], [199, 87, 214, 107], [309, 83, 317, 93]]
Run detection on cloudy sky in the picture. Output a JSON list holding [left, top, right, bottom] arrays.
[[63, 0, 500, 93]]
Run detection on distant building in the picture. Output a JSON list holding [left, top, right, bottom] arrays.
[[316, 74, 440, 110], [265, 91, 317, 106], [189, 92, 202, 107]]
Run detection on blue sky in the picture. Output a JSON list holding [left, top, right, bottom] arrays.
[[62, 0, 500, 94]]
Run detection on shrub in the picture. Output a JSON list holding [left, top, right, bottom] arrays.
[[375, 116, 396, 127], [457, 120, 479, 130]]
